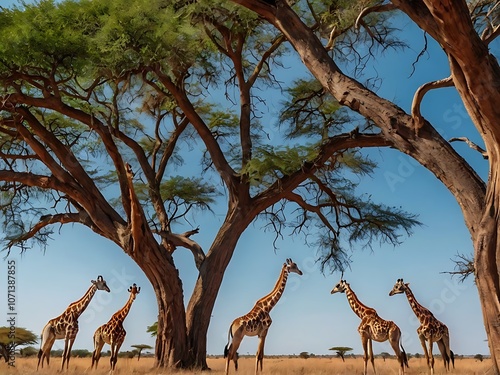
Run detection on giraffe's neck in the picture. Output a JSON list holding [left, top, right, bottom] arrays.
[[404, 286, 431, 322], [66, 284, 98, 319], [113, 294, 136, 323], [255, 265, 289, 313], [345, 286, 376, 319]]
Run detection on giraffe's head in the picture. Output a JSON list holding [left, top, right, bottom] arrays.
[[330, 279, 349, 294], [92, 275, 111, 292], [128, 283, 141, 300], [285, 258, 303, 275], [389, 278, 408, 296]]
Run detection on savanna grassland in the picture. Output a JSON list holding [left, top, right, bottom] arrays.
[[0, 356, 493, 375]]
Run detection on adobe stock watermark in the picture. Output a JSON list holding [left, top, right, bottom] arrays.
[[394, 278, 469, 351], [383, 101, 470, 193], [5, 258, 17, 367], [50, 267, 135, 352], [81, 267, 136, 324]]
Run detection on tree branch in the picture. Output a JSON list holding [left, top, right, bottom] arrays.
[[6, 212, 89, 249], [411, 77, 453, 133], [156, 229, 205, 270], [449, 137, 488, 159], [355, 3, 397, 30]]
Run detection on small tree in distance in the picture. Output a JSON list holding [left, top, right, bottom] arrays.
[[131, 344, 153, 361], [380, 352, 391, 362], [0, 327, 38, 362], [329, 346, 353, 362]]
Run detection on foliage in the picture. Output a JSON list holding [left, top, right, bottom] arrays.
[[0, 0, 425, 369], [0, 327, 38, 362], [146, 322, 157, 337], [19, 346, 38, 357], [475, 354, 484, 362], [299, 351, 310, 359], [380, 351, 391, 361], [131, 344, 153, 360], [71, 349, 92, 357], [329, 346, 353, 362]]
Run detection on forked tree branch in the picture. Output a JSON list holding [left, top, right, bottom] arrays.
[[156, 229, 205, 270]]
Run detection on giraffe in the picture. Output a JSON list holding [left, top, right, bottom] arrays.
[[91, 283, 141, 370], [331, 279, 408, 375], [389, 278, 454, 374], [37, 275, 110, 370], [224, 258, 303, 375]]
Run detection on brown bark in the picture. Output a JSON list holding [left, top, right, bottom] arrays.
[[229, 0, 500, 371], [129, 235, 189, 368], [185, 206, 253, 368]]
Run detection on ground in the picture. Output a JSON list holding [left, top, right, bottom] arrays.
[[0, 356, 492, 374]]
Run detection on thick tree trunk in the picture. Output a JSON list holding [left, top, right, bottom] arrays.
[[185, 206, 253, 369], [130, 236, 189, 368], [473, 150, 500, 375]]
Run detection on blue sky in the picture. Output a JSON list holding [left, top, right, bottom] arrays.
[[0, 0, 493, 360]]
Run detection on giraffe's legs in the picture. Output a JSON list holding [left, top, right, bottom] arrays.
[[368, 338, 376, 374], [388, 327, 406, 374], [255, 331, 268, 375], [37, 324, 56, 369], [109, 339, 123, 371], [436, 337, 454, 371], [91, 331, 106, 369], [360, 333, 370, 375], [61, 335, 76, 370], [37, 336, 55, 369], [225, 326, 244, 375], [426, 338, 435, 375]]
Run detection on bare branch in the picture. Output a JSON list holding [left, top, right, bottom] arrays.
[[411, 77, 453, 133], [449, 137, 488, 159], [355, 3, 397, 41], [6, 212, 88, 249], [483, 24, 500, 44], [156, 229, 205, 270], [441, 253, 475, 282]]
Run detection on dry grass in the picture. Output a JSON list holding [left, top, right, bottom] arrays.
[[0, 356, 494, 374]]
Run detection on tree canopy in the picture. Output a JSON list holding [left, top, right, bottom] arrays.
[[0, 327, 38, 362], [0, 0, 478, 370]]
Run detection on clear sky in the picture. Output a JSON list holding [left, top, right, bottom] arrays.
[[0, 0, 494, 360]]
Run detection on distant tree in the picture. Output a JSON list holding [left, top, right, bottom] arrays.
[[380, 352, 391, 362], [146, 322, 157, 337], [475, 354, 484, 362], [118, 350, 137, 359], [19, 346, 38, 357], [414, 353, 421, 359], [329, 346, 353, 362], [299, 352, 310, 359], [71, 349, 92, 358], [0, 327, 37, 362], [131, 344, 153, 361]]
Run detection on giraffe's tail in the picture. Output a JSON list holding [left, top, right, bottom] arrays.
[[223, 323, 233, 358], [400, 344, 409, 368], [450, 349, 455, 368]]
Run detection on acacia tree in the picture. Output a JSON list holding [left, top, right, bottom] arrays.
[[0, 0, 418, 369], [0, 327, 37, 362], [329, 346, 353, 362], [229, 0, 500, 371]]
